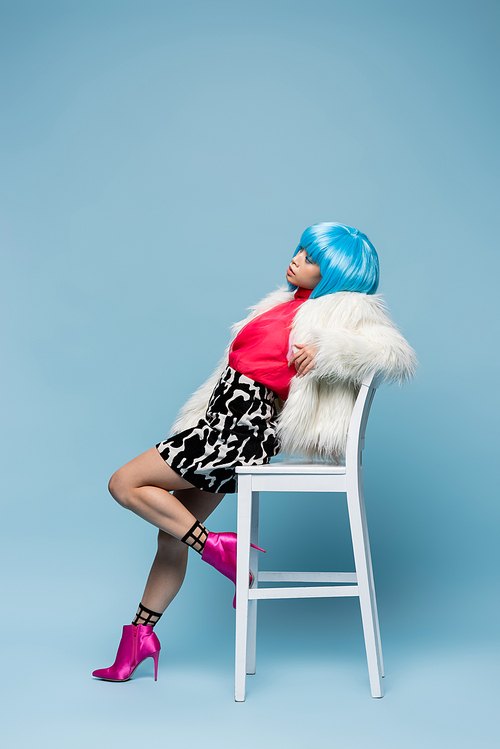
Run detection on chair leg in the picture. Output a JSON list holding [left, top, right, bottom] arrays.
[[235, 474, 252, 702], [359, 492, 385, 678], [246, 491, 260, 675], [347, 483, 384, 698]]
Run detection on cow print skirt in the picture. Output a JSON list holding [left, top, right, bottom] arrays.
[[156, 367, 281, 494]]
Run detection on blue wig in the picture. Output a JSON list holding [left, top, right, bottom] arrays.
[[288, 222, 379, 298]]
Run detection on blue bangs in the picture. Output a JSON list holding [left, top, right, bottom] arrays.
[[287, 222, 380, 298]]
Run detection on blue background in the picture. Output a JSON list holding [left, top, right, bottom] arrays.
[[1, 1, 499, 746]]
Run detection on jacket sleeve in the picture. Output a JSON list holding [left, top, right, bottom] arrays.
[[308, 324, 417, 385], [292, 293, 417, 386]]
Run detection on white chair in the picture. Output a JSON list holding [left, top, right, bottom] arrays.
[[234, 372, 384, 701]]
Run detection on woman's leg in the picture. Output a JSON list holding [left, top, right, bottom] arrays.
[[108, 446, 207, 539], [107, 445, 245, 618], [92, 456, 225, 681], [139, 486, 225, 615]]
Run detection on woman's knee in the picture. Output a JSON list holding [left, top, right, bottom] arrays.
[[108, 468, 133, 509]]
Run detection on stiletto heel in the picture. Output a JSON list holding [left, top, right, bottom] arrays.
[[251, 543, 266, 553], [152, 649, 160, 681], [92, 624, 161, 682], [201, 532, 266, 608]]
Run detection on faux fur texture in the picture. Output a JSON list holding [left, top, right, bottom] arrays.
[[170, 287, 417, 463]]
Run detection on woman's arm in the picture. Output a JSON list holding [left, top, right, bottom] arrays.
[[307, 325, 417, 385], [290, 293, 417, 386]]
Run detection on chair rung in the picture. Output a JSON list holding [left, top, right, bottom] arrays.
[[249, 585, 359, 600], [258, 572, 357, 583]]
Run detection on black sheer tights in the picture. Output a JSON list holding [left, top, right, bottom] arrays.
[[132, 521, 209, 627]]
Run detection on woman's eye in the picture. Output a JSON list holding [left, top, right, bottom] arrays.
[[305, 255, 313, 264]]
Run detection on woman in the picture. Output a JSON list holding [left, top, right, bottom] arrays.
[[92, 222, 416, 682]]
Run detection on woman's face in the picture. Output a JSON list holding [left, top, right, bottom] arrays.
[[286, 248, 322, 289]]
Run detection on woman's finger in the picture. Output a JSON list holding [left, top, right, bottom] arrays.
[[295, 357, 309, 372], [289, 344, 316, 370], [289, 350, 306, 366], [297, 357, 315, 375]]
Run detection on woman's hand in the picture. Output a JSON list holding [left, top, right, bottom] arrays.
[[288, 343, 317, 376]]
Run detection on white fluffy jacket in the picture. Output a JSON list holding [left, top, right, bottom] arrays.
[[171, 288, 417, 463]]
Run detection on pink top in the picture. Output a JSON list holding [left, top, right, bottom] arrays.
[[228, 287, 313, 400]]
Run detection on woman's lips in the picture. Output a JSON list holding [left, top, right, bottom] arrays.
[[287, 266, 295, 275]]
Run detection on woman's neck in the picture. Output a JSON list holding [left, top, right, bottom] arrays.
[[293, 287, 314, 300]]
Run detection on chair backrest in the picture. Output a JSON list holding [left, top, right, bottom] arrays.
[[345, 372, 380, 470]]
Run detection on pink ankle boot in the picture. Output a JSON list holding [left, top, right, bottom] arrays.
[[201, 531, 265, 608], [92, 624, 160, 682]]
